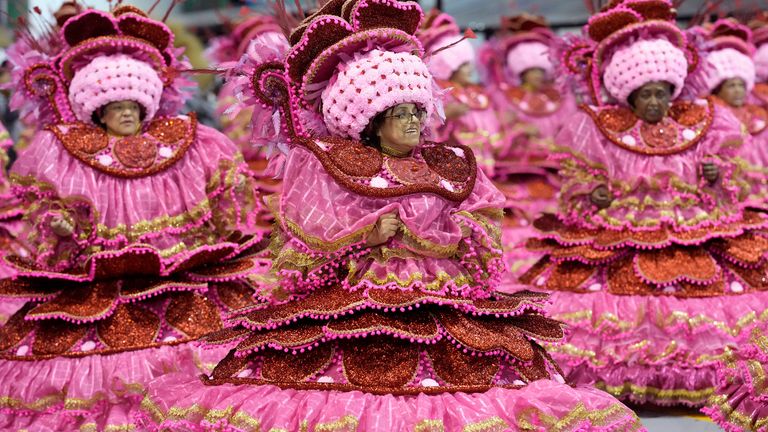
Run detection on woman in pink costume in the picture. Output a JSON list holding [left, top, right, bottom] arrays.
[[0, 6, 268, 430], [417, 10, 500, 179], [486, 14, 577, 142], [208, 13, 290, 179], [749, 13, 768, 108], [515, 0, 768, 407], [478, 15, 573, 219], [695, 15, 768, 432], [135, 1, 644, 430], [695, 19, 768, 208]]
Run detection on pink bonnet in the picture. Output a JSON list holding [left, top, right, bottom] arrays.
[[754, 44, 768, 82], [505, 41, 553, 80], [603, 38, 688, 104], [702, 47, 755, 93], [426, 35, 476, 81], [320, 49, 436, 140], [68, 54, 164, 124]]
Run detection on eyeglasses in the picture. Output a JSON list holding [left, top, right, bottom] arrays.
[[384, 109, 428, 123]]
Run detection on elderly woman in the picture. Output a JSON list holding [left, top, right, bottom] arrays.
[[134, 2, 643, 431], [517, 0, 768, 408], [695, 19, 768, 209], [0, 7, 265, 429]]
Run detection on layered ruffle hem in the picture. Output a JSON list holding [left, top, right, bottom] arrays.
[[703, 324, 768, 431], [509, 101, 768, 406], [0, 118, 270, 427]]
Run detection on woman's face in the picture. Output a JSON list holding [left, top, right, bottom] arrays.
[[99, 100, 141, 137], [716, 78, 747, 107], [378, 103, 425, 151], [450, 62, 474, 86], [629, 81, 672, 123], [521, 67, 546, 90]]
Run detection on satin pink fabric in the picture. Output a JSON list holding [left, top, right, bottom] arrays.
[[0, 344, 230, 430], [12, 121, 237, 233], [555, 103, 744, 228], [278, 146, 505, 293], [136, 374, 645, 431], [11, 120, 248, 255]]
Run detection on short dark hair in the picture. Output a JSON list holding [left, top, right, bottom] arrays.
[[360, 109, 389, 149]]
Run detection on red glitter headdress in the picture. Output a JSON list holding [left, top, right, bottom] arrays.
[[241, 0, 476, 202], [563, 0, 698, 105], [13, 5, 192, 127]]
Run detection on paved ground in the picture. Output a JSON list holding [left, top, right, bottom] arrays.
[[636, 406, 723, 431]]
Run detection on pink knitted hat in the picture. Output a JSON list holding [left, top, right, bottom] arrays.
[[68, 54, 164, 124], [702, 47, 755, 93], [15, 7, 192, 126], [756, 44, 768, 82], [505, 41, 553, 80], [321, 49, 435, 140], [575, 0, 696, 105], [427, 35, 476, 81], [699, 20, 757, 92], [603, 37, 688, 104]]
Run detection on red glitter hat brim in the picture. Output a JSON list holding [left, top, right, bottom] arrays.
[[299, 29, 422, 102], [594, 20, 686, 69]]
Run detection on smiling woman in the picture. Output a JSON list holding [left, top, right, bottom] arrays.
[[133, 1, 644, 431], [363, 103, 426, 157]]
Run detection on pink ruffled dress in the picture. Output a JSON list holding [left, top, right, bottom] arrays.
[[0, 114, 268, 430], [511, 97, 768, 407], [723, 96, 768, 208], [488, 84, 573, 220], [135, 136, 644, 431], [703, 322, 768, 431], [0, 121, 24, 312]]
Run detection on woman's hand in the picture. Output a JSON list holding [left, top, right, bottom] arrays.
[[590, 185, 613, 209], [460, 223, 472, 238], [50, 215, 75, 237], [702, 162, 719, 184], [366, 213, 400, 247]]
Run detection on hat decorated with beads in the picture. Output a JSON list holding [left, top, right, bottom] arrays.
[[283, 0, 440, 140], [416, 10, 476, 81], [498, 15, 556, 82], [477, 14, 556, 87], [579, 0, 697, 105], [699, 19, 755, 93], [242, 0, 476, 202], [17, 6, 191, 126]]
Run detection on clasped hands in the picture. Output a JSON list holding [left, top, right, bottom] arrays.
[[589, 162, 719, 209]]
